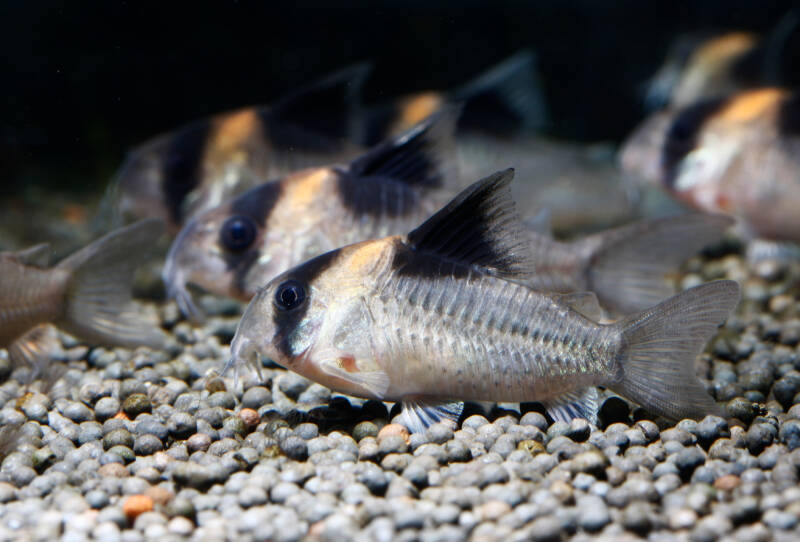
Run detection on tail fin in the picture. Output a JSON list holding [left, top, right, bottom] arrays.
[[56, 219, 167, 349], [268, 62, 372, 145], [582, 213, 733, 314], [608, 280, 740, 420], [451, 50, 548, 135]]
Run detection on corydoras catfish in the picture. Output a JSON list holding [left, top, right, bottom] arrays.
[[164, 102, 731, 318], [360, 51, 635, 232], [108, 65, 369, 231], [0, 219, 167, 368], [163, 110, 459, 318], [229, 169, 740, 432], [620, 88, 800, 242]]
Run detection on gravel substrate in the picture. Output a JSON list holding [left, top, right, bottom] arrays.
[[1, 243, 800, 541]]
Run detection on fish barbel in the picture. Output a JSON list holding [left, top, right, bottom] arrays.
[[229, 169, 740, 432]]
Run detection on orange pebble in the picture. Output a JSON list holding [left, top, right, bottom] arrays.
[[239, 408, 260, 428], [123, 495, 154, 522], [714, 474, 741, 491], [145, 486, 174, 506], [377, 423, 410, 444]]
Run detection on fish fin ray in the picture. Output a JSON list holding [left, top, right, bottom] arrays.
[[399, 399, 464, 434], [552, 292, 604, 322], [404, 169, 534, 279], [8, 324, 62, 374], [586, 213, 732, 314], [610, 280, 740, 420], [317, 358, 390, 398], [56, 219, 168, 349], [543, 388, 599, 425]]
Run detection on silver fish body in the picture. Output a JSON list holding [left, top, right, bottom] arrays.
[[231, 170, 740, 432]]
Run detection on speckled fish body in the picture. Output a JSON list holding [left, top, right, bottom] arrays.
[[620, 88, 800, 241], [0, 220, 166, 367], [230, 170, 740, 432], [162, 111, 457, 317], [110, 65, 369, 231]]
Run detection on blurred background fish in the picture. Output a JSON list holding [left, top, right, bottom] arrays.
[[0, 220, 167, 372], [105, 65, 369, 232], [621, 88, 800, 243], [644, 12, 799, 111]]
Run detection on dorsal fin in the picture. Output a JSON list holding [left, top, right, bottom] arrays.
[[345, 106, 458, 191], [267, 63, 371, 144], [404, 168, 533, 279], [452, 50, 549, 135], [12, 243, 52, 268], [552, 292, 604, 322]]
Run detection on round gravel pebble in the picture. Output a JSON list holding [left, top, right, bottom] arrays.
[[133, 435, 163, 455], [122, 394, 152, 418]]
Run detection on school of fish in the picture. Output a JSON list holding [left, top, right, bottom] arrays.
[[17, 39, 800, 433]]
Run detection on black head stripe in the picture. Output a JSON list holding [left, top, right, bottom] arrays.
[[162, 120, 212, 225], [661, 96, 728, 187], [778, 92, 800, 137], [272, 250, 338, 358]]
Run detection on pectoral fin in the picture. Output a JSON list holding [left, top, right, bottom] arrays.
[[317, 357, 390, 398], [542, 387, 599, 425], [8, 324, 62, 375], [399, 397, 464, 434]]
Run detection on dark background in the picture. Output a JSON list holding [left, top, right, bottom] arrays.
[[2, 1, 798, 196]]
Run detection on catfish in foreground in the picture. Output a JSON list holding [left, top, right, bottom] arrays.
[[228, 169, 740, 432]]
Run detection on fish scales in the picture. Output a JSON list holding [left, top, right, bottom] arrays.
[[228, 169, 739, 431], [370, 267, 616, 402]]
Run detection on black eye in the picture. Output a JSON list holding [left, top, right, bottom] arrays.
[[274, 280, 306, 311], [220, 216, 256, 252]]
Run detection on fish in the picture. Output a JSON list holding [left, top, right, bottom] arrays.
[[358, 50, 639, 232], [0, 219, 167, 369], [228, 169, 740, 432], [162, 109, 459, 319], [163, 99, 730, 320], [620, 87, 800, 242], [644, 31, 762, 110], [524, 212, 733, 314], [358, 50, 548, 144], [107, 64, 370, 231], [644, 16, 800, 110]]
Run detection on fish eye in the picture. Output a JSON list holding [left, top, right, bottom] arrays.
[[274, 279, 307, 311], [220, 215, 256, 252]]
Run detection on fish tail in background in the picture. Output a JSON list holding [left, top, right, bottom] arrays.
[[268, 62, 373, 145], [451, 49, 549, 135], [582, 213, 734, 314], [55, 219, 168, 349], [607, 280, 740, 420]]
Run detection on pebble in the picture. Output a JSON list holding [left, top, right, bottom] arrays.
[[123, 495, 154, 522], [0, 241, 797, 541]]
